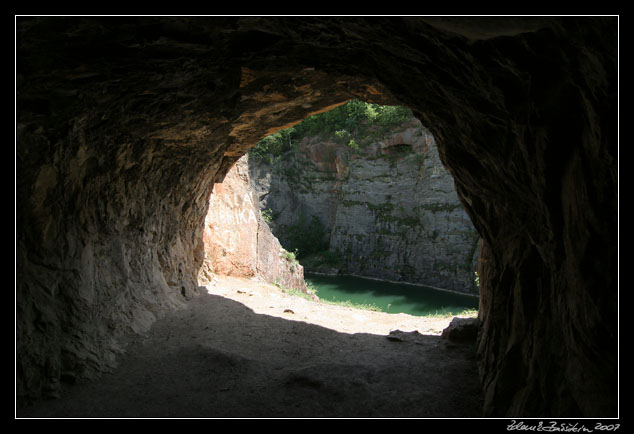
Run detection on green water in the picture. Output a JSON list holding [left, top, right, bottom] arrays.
[[305, 273, 479, 317]]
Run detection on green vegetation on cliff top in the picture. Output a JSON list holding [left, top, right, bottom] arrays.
[[249, 100, 413, 161]]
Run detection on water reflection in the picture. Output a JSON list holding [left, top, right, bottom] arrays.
[[305, 273, 478, 317]]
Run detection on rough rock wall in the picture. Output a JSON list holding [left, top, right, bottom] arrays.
[[16, 17, 617, 417], [198, 155, 307, 292], [249, 118, 481, 293]]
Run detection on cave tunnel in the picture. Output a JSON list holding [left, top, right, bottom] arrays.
[[16, 16, 618, 417]]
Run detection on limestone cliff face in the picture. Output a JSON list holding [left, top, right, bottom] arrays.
[[249, 118, 481, 294], [199, 156, 306, 293]]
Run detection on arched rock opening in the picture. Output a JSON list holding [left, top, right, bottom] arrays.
[[16, 17, 617, 417]]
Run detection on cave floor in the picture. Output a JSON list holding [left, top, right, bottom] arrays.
[[19, 276, 483, 418]]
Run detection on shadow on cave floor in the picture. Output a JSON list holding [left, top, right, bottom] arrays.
[[18, 292, 483, 418]]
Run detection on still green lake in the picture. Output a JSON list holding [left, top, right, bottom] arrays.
[[304, 273, 479, 317]]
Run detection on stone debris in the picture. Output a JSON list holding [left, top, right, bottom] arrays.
[[441, 317, 479, 343], [386, 329, 423, 343]]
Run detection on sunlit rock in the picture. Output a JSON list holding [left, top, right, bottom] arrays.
[[200, 155, 307, 292]]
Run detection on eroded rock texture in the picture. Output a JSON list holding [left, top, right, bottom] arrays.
[[16, 17, 617, 417]]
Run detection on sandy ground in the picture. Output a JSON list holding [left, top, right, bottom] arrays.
[[19, 276, 483, 418], [206, 276, 471, 336]]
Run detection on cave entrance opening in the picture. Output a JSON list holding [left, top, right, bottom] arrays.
[[199, 100, 481, 326]]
